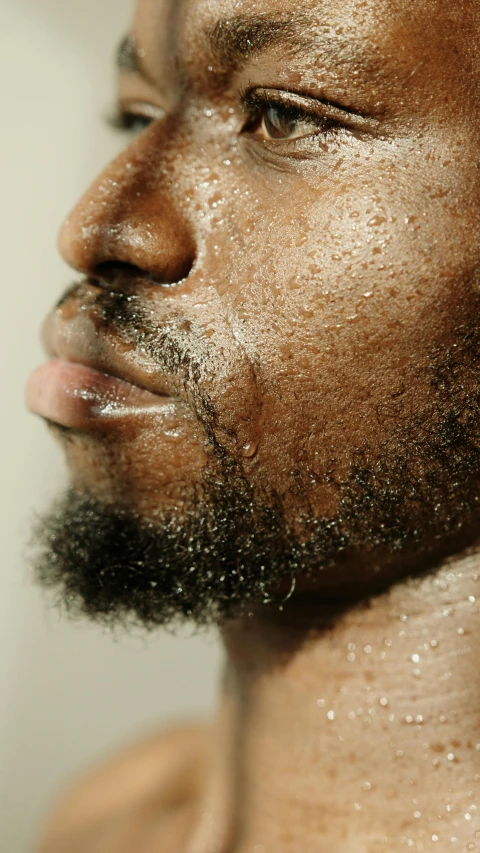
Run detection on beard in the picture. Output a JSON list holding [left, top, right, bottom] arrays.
[[33, 443, 343, 629], [30, 280, 480, 630], [31, 409, 480, 630], [32, 469, 301, 629]]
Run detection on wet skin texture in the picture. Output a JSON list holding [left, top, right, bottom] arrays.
[[33, 0, 480, 626]]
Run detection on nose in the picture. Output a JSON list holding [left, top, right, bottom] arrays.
[[58, 136, 196, 287]]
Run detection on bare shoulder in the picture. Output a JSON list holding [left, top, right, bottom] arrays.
[[37, 723, 210, 853]]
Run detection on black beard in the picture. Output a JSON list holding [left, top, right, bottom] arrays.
[[31, 280, 480, 630], [31, 471, 302, 629], [31, 405, 480, 631]]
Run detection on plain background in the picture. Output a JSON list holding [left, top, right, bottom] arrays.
[[0, 1, 222, 851]]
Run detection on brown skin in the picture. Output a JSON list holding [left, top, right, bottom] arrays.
[[37, 0, 480, 849], [57, 0, 480, 566], [40, 564, 480, 853]]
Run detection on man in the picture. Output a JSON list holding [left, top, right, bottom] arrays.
[[27, 0, 480, 849]]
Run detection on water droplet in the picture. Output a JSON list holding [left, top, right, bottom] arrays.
[[380, 697, 388, 707], [327, 710, 336, 721], [447, 753, 455, 761], [469, 596, 476, 603], [432, 835, 439, 842], [317, 699, 326, 708], [363, 781, 372, 791], [414, 811, 422, 819], [465, 813, 472, 821], [241, 441, 258, 458], [364, 645, 372, 654], [367, 214, 387, 227], [412, 654, 420, 663]]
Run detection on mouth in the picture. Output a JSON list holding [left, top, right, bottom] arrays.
[[26, 360, 174, 430], [26, 283, 177, 430]]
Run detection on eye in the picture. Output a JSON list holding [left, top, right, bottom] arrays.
[[241, 90, 343, 145], [259, 104, 327, 141], [106, 107, 157, 138]]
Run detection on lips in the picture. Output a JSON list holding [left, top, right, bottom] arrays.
[[26, 284, 177, 429], [26, 360, 174, 429]]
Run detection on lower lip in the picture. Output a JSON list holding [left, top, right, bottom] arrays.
[[26, 360, 171, 429]]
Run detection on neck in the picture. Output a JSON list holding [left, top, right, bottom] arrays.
[[190, 551, 480, 852]]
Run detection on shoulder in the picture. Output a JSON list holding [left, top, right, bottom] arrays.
[[37, 724, 209, 853]]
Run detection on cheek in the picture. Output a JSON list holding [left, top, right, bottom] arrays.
[[219, 189, 480, 504]]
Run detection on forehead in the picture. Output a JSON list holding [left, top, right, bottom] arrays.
[[133, 0, 478, 65], [129, 0, 480, 125]]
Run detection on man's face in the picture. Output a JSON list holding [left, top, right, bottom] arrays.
[[29, 0, 480, 625]]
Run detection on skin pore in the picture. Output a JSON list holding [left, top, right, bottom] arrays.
[[30, 0, 480, 849]]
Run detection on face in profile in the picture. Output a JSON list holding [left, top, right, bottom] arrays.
[[28, 0, 480, 627]]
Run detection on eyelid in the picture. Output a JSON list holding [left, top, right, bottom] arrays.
[[107, 100, 164, 128], [241, 87, 380, 134]]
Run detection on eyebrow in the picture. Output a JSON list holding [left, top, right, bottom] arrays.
[[116, 14, 381, 86], [208, 12, 321, 73], [116, 34, 146, 76]]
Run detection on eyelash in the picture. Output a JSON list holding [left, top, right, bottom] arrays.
[[107, 91, 343, 142], [107, 110, 153, 134], [240, 89, 341, 139]]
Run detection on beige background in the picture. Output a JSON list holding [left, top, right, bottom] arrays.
[[0, 2, 222, 851]]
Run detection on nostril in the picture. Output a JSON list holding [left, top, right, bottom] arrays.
[[93, 261, 149, 289], [93, 254, 195, 289]]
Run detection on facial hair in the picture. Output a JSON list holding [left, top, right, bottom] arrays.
[[32, 414, 480, 631], [31, 281, 480, 629]]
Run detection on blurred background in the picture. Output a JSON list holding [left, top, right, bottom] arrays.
[[0, 1, 222, 850]]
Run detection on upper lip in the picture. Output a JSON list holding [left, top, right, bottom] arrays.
[[42, 286, 179, 400]]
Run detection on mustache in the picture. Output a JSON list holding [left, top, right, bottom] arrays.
[[57, 278, 264, 458], [59, 279, 218, 428]]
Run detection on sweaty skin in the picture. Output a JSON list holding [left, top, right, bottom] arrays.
[[31, 0, 480, 849]]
